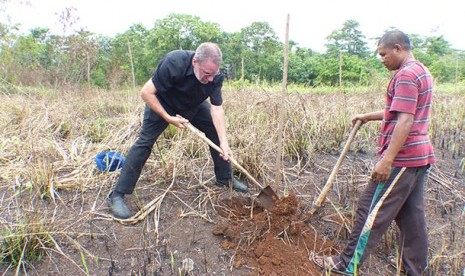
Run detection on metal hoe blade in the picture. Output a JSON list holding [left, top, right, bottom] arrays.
[[257, 186, 278, 209]]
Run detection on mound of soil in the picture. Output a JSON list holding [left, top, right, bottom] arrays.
[[212, 194, 336, 275]]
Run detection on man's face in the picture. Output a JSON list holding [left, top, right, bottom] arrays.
[[193, 58, 220, 84], [377, 44, 401, 71]]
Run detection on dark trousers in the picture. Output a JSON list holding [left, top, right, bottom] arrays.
[[114, 100, 232, 194], [335, 165, 430, 276]]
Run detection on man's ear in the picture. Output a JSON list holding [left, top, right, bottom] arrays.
[[394, 44, 402, 53]]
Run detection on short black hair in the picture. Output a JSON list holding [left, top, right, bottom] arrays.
[[378, 30, 411, 50]]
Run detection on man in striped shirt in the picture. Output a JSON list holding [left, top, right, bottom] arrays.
[[314, 30, 435, 275]]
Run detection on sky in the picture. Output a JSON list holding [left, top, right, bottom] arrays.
[[2, 0, 465, 52]]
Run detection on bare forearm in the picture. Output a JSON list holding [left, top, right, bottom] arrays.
[[365, 110, 384, 121], [140, 80, 170, 120], [370, 112, 414, 183], [140, 79, 188, 127], [211, 105, 228, 145], [352, 110, 384, 126], [382, 113, 414, 163]]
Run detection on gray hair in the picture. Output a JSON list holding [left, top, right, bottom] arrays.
[[194, 42, 223, 66], [378, 30, 411, 50]]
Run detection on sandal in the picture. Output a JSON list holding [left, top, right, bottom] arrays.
[[312, 255, 353, 275], [388, 256, 407, 274]]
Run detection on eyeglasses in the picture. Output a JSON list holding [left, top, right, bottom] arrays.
[[200, 67, 221, 77]]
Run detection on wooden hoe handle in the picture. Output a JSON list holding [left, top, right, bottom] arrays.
[[308, 120, 362, 215], [184, 123, 264, 189]]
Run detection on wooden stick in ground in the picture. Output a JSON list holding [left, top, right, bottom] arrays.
[[274, 14, 290, 194], [308, 120, 362, 215]]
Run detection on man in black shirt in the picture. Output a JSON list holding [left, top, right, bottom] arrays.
[[108, 42, 248, 219]]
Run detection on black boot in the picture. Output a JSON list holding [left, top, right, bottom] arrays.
[[107, 191, 131, 219], [215, 175, 249, 193]]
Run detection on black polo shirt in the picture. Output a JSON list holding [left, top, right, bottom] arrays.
[[152, 50, 224, 111]]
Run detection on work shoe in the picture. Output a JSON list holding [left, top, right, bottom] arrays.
[[215, 176, 249, 193], [107, 192, 131, 219]]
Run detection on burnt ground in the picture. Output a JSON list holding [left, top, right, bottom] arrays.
[[1, 151, 464, 276]]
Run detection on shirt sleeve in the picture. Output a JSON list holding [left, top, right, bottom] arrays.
[[209, 74, 224, 106], [390, 73, 418, 114], [152, 56, 178, 93]]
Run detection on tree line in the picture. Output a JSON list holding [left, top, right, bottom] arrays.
[[1, 13, 464, 89]]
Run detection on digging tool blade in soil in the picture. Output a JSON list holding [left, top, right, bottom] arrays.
[[257, 185, 279, 209], [307, 120, 362, 217], [184, 122, 278, 208]]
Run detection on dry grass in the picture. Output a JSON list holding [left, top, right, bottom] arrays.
[[0, 80, 464, 274]]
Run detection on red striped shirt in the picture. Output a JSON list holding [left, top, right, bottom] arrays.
[[378, 61, 436, 167]]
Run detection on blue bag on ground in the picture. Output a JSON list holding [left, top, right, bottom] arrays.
[[95, 151, 126, 172]]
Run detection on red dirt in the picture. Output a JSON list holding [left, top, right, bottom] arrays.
[[213, 194, 336, 275]]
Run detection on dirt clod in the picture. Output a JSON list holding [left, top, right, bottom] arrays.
[[213, 194, 334, 275]]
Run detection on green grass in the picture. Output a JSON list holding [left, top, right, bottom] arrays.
[[1, 218, 54, 269]]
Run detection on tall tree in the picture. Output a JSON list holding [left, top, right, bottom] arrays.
[[288, 46, 322, 86], [239, 22, 282, 82], [109, 24, 151, 87], [325, 19, 369, 58], [149, 13, 222, 57], [425, 35, 451, 56], [220, 31, 246, 80], [0, 5, 20, 82]]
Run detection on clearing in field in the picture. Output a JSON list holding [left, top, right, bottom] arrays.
[[1, 86, 464, 275]]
